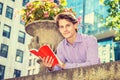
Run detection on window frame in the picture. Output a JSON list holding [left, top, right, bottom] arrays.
[[0, 43, 8, 58], [28, 59, 32, 66], [27, 70, 30, 75], [18, 31, 25, 44], [0, 2, 3, 14], [20, 16, 25, 25], [15, 49, 23, 63], [5, 6, 13, 19], [13, 69, 21, 78], [2, 24, 11, 38], [0, 64, 5, 80], [22, 0, 29, 6]]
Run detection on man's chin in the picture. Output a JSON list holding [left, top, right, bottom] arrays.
[[63, 35, 70, 39]]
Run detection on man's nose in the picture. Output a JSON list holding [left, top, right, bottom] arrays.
[[63, 27, 67, 31]]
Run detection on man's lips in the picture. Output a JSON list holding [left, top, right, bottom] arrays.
[[63, 32, 70, 35], [63, 33, 69, 35]]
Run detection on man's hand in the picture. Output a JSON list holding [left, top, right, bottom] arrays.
[[39, 56, 54, 71], [56, 57, 66, 69], [39, 55, 66, 70], [58, 62, 66, 69]]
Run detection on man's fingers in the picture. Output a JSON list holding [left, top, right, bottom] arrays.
[[48, 57, 54, 66], [51, 58, 54, 65], [38, 56, 42, 59], [45, 56, 49, 63], [38, 56, 54, 67], [48, 56, 52, 63]]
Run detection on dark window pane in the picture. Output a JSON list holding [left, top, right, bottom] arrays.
[[28, 70, 30, 75], [22, 0, 29, 6], [11, 0, 15, 2], [29, 59, 32, 66], [5, 6, 13, 19], [54, 0, 59, 4], [0, 44, 8, 58], [2, 24, 11, 38], [15, 49, 23, 63], [0, 65, 5, 80], [114, 42, 120, 61], [0, 2, 3, 14], [20, 16, 25, 25], [18, 31, 25, 44], [14, 69, 21, 78]]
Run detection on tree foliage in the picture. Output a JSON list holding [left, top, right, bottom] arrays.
[[102, 0, 120, 40]]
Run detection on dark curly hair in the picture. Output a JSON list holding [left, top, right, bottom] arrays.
[[55, 12, 78, 32]]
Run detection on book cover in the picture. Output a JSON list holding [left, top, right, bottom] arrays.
[[29, 45, 59, 67]]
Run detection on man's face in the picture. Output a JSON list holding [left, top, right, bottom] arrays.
[[58, 19, 77, 39]]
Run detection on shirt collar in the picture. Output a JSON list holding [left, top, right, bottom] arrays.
[[64, 33, 83, 45]]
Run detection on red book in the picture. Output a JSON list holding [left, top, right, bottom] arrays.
[[29, 45, 59, 67]]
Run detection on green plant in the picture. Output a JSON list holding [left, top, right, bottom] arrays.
[[100, 0, 120, 40], [21, 0, 75, 25]]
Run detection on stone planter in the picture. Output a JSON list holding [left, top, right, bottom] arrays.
[[25, 20, 63, 51], [25, 20, 64, 73]]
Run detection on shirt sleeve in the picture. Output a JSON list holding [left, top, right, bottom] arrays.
[[63, 36, 100, 69], [85, 36, 100, 65], [52, 42, 66, 71]]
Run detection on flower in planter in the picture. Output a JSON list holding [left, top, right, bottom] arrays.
[[20, 0, 76, 25]]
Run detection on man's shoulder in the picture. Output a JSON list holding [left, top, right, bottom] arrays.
[[80, 34, 97, 41], [57, 39, 66, 48]]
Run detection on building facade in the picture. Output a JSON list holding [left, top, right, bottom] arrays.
[[0, 0, 40, 80]]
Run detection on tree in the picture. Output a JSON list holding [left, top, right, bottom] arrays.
[[100, 0, 120, 40]]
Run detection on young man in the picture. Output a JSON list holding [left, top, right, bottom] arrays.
[[40, 12, 100, 71]]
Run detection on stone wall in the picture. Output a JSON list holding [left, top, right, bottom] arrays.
[[6, 61, 120, 80]]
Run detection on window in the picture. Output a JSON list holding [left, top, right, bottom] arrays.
[[22, 0, 29, 6], [20, 16, 25, 25], [2, 24, 11, 38], [13, 69, 21, 78], [29, 59, 32, 66], [54, 0, 59, 4], [15, 49, 23, 63], [18, 31, 25, 44], [0, 22, 1, 28], [114, 42, 120, 61], [32, 69, 35, 74], [0, 65, 5, 80], [0, 44, 8, 58], [5, 6, 13, 19], [0, 2, 3, 14], [33, 58, 36, 66], [11, 0, 15, 2], [29, 53, 32, 56], [28, 70, 30, 75]]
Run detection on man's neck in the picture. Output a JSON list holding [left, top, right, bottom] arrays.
[[67, 33, 77, 45]]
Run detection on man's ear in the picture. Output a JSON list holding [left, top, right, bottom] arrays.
[[74, 23, 78, 30]]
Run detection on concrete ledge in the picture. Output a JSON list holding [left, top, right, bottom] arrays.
[[95, 30, 116, 40], [6, 61, 120, 80]]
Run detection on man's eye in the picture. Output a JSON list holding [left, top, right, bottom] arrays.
[[66, 24, 70, 27], [59, 26, 63, 28]]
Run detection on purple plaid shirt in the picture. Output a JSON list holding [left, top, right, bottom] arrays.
[[53, 33, 100, 71]]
